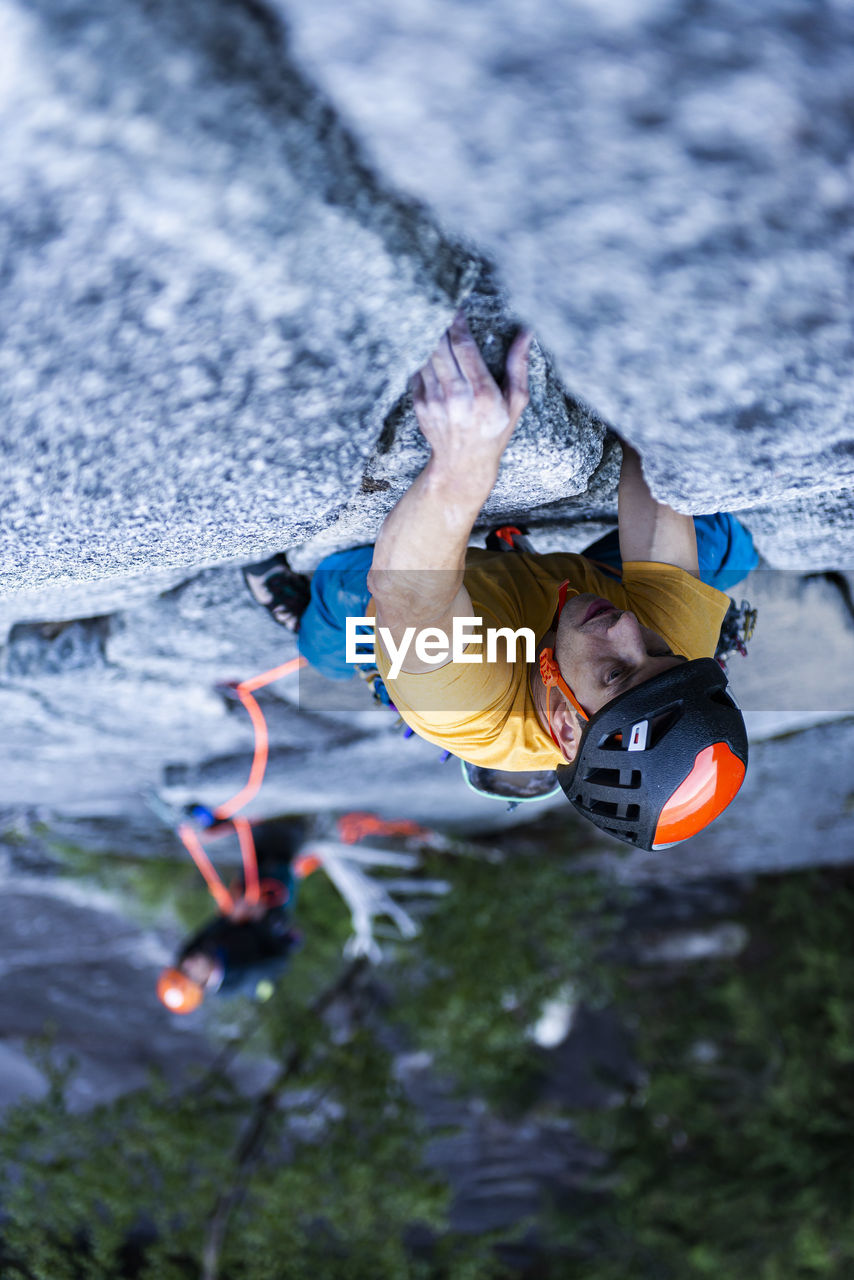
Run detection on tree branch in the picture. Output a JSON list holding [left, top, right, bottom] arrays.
[[201, 956, 368, 1280]]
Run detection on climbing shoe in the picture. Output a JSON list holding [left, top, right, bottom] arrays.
[[243, 553, 311, 632]]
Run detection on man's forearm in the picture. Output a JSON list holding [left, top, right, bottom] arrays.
[[368, 314, 531, 650], [368, 456, 497, 633]]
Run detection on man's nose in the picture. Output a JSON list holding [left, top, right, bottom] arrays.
[[607, 610, 646, 656]]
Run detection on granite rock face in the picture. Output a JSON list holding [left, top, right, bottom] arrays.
[[280, 0, 854, 561], [0, 0, 606, 609]]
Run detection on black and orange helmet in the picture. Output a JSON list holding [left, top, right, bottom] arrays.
[[556, 658, 747, 850], [156, 967, 205, 1014]]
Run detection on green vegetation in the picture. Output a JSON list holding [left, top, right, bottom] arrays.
[[0, 1000, 453, 1280], [46, 835, 214, 933], [2, 823, 853, 1280], [1, 827, 603, 1280], [395, 842, 612, 1108], [560, 869, 854, 1280]]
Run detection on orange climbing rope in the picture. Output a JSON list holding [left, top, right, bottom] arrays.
[[178, 655, 307, 915], [214, 656, 308, 820], [336, 811, 429, 845], [233, 815, 260, 905], [177, 655, 425, 915], [177, 822, 236, 916]]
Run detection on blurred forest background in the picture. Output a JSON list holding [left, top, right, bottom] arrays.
[[2, 816, 853, 1278]]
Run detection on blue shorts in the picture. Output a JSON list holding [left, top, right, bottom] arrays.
[[298, 516, 758, 681], [298, 545, 376, 680]]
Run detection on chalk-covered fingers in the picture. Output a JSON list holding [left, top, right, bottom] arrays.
[[416, 354, 440, 399], [429, 326, 470, 398], [446, 311, 495, 395], [502, 328, 533, 428], [410, 311, 533, 472]]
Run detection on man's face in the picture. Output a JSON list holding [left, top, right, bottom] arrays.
[[181, 952, 216, 987], [555, 593, 686, 718]]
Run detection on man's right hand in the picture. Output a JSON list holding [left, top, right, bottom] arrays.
[[368, 311, 532, 672], [411, 312, 532, 486]]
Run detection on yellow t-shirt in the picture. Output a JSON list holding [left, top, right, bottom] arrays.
[[371, 549, 731, 771]]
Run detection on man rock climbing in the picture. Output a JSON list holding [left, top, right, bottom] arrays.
[[246, 313, 756, 850]]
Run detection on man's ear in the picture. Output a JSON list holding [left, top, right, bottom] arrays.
[[550, 697, 583, 764]]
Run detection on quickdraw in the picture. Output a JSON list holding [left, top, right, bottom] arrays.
[[715, 599, 758, 673]]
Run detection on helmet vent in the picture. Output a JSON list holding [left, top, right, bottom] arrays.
[[584, 767, 641, 789], [709, 688, 737, 710], [648, 706, 682, 746], [589, 800, 641, 821], [599, 710, 681, 751]]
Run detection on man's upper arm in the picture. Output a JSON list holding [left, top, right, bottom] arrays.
[[617, 444, 700, 576], [373, 579, 475, 675]]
